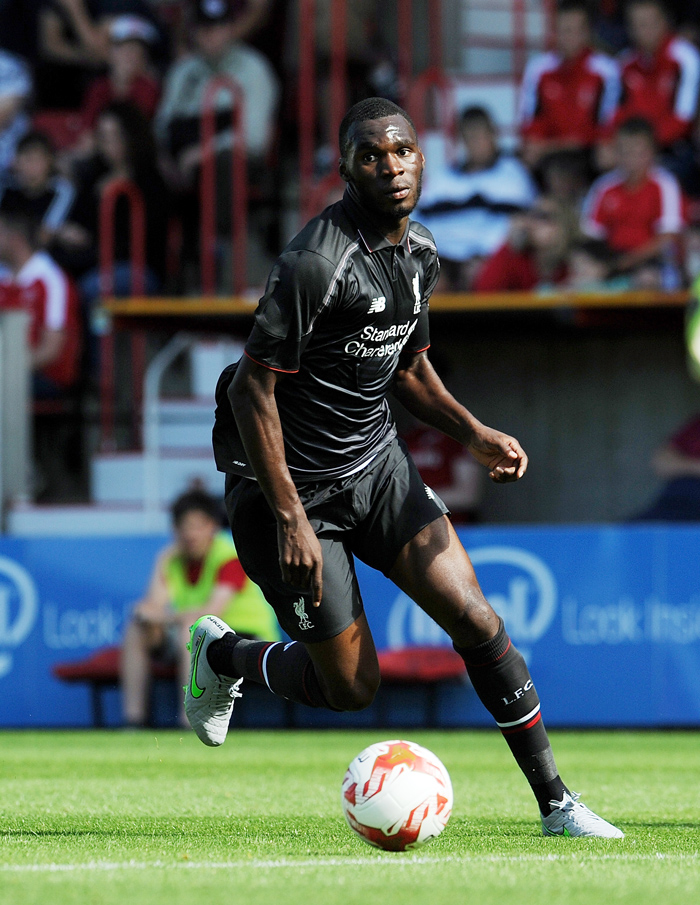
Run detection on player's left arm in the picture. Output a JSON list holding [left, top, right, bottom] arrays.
[[392, 349, 528, 483]]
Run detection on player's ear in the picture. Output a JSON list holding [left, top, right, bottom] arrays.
[[339, 156, 350, 182]]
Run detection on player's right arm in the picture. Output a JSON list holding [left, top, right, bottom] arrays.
[[228, 355, 324, 606]]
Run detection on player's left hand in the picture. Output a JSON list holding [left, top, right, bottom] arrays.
[[467, 426, 528, 483]]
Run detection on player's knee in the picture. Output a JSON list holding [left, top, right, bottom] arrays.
[[447, 593, 499, 649]]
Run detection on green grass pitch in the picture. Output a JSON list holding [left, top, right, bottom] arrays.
[[1, 729, 698, 905]]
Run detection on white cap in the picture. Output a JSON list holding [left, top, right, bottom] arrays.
[[109, 14, 159, 45]]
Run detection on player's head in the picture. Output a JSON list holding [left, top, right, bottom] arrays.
[[626, 0, 671, 54], [171, 489, 223, 559], [555, 1, 594, 59], [339, 97, 424, 225], [0, 209, 40, 265], [459, 106, 498, 168], [615, 116, 657, 180]]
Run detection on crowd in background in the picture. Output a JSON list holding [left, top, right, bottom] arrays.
[[2, 0, 700, 400]]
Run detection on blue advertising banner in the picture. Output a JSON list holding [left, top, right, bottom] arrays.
[[1, 526, 700, 727]]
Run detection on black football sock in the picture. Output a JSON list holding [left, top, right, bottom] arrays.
[[207, 633, 339, 710], [454, 618, 569, 816]]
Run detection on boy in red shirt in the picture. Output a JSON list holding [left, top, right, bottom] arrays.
[[611, 0, 700, 150], [518, 0, 620, 169], [581, 116, 685, 273], [0, 210, 80, 398]]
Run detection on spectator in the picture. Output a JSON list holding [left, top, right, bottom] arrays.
[[581, 116, 686, 275], [538, 148, 592, 214], [0, 131, 76, 253], [474, 196, 575, 292], [0, 209, 81, 399], [601, 0, 700, 186], [57, 101, 170, 293], [633, 415, 700, 520], [414, 106, 537, 291], [154, 0, 279, 185], [36, 0, 164, 109], [402, 422, 483, 524], [518, 0, 620, 170], [79, 14, 161, 140], [120, 488, 281, 728], [0, 50, 31, 178]]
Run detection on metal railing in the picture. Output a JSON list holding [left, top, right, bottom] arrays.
[[199, 74, 248, 296], [98, 178, 146, 451]]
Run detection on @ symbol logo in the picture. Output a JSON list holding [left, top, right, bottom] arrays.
[[0, 555, 39, 679], [386, 545, 557, 649]]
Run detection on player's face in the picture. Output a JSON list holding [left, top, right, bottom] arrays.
[[340, 115, 425, 226], [175, 511, 218, 560]]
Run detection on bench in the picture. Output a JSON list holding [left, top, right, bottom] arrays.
[[53, 644, 467, 729], [52, 645, 176, 728], [375, 646, 467, 728]]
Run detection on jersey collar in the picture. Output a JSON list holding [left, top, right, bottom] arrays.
[[341, 189, 413, 254]]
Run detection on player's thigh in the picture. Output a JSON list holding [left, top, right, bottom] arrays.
[[304, 611, 381, 710], [225, 473, 365, 644], [388, 515, 499, 648]]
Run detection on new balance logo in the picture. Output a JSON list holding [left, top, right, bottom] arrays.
[[294, 597, 314, 631], [367, 296, 386, 314]]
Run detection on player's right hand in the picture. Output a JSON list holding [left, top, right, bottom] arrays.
[[277, 515, 324, 607]]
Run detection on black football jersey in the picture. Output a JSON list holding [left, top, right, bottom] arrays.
[[213, 191, 440, 481]]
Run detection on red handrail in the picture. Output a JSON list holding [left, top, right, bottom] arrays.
[[406, 66, 457, 138], [199, 75, 248, 295], [98, 178, 146, 451]]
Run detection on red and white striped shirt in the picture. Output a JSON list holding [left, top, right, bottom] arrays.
[[611, 35, 700, 147], [519, 48, 620, 145], [0, 251, 80, 387], [581, 166, 685, 252]]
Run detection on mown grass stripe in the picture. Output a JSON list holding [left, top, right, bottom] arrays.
[[2, 852, 697, 873]]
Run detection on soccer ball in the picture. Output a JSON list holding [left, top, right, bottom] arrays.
[[341, 739, 453, 851]]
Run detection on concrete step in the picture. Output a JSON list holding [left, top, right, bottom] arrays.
[[153, 397, 215, 450], [91, 450, 223, 505], [6, 503, 170, 536]]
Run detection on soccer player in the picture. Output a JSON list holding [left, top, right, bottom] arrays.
[[186, 97, 624, 839]]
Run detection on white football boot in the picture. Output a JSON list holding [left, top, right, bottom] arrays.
[[541, 791, 624, 838], [184, 615, 243, 747]]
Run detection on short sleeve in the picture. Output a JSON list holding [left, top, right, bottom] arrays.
[[244, 250, 338, 372], [405, 254, 438, 353]]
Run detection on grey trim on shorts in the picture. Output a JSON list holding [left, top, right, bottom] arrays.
[[224, 438, 448, 643]]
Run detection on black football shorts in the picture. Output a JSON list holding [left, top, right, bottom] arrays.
[[224, 437, 449, 643]]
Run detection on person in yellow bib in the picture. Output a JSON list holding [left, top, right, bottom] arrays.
[[121, 489, 280, 727]]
